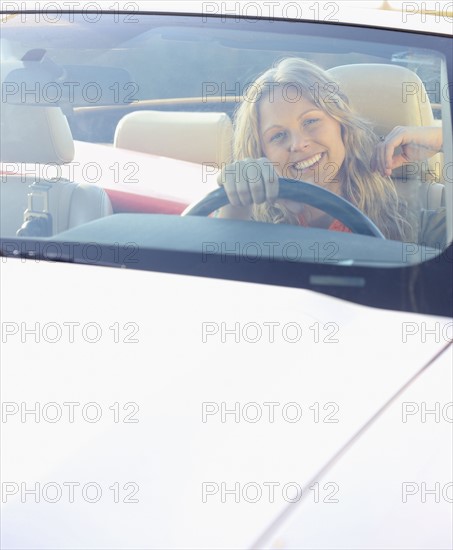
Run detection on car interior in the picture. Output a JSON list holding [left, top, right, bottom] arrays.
[[0, 13, 451, 276], [0, 65, 446, 237]]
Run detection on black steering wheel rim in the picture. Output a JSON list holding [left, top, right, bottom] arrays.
[[182, 178, 385, 238]]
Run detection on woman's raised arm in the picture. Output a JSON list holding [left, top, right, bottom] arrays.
[[370, 126, 443, 177]]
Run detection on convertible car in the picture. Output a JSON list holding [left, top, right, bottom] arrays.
[[1, 1, 452, 549]]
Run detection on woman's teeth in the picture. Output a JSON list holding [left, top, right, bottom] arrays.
[[294, 152, 323, 170]]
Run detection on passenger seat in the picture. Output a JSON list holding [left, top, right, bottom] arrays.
[[114, 110, 233, 166], [0, 105, 112, 237]]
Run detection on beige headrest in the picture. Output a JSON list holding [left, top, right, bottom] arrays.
[[327, 64, 441, 180], [0, 105, 75, 164], [327, 64, 435, 134], [114, 110, 233, 166]]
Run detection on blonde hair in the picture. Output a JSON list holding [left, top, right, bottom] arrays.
[[233, 57, 415, 241]]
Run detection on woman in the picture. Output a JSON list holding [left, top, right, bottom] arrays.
[[216, 58, 444, 244]]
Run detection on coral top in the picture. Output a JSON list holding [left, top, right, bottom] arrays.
[[297, 214, 352, 233]]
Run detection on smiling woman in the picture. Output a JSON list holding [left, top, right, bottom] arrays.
[[216, 57, 444, 245]]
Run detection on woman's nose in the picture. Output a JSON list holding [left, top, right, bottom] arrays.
[[289, 131, 309, 152]]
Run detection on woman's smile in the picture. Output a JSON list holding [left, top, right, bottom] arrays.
[[290, 151, 326, 178]]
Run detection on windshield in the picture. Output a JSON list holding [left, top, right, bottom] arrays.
[[0, 11, 452, 271]]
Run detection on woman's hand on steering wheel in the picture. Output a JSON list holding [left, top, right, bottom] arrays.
[[216, 157, 279, 206]]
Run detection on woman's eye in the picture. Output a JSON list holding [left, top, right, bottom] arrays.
[[270, 131, 285, 142], [304, 118, 320, 126]]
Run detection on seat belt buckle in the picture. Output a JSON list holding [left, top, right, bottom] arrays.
[[16, 181, 53, 237]]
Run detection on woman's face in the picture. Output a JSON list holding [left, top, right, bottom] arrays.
[[259, 86, 346, 194]]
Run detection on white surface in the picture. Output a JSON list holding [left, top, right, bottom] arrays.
[[1, 258, 451, 548], [263, 344, 453, 549]]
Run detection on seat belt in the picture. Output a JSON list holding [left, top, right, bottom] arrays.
[[16, 179, 77, 237], [426, 183, 445, 210]]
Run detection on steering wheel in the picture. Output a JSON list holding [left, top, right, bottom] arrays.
[[182, 178, 385, 238]]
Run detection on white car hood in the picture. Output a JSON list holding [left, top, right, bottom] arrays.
[[1, 259, 451, 548]]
